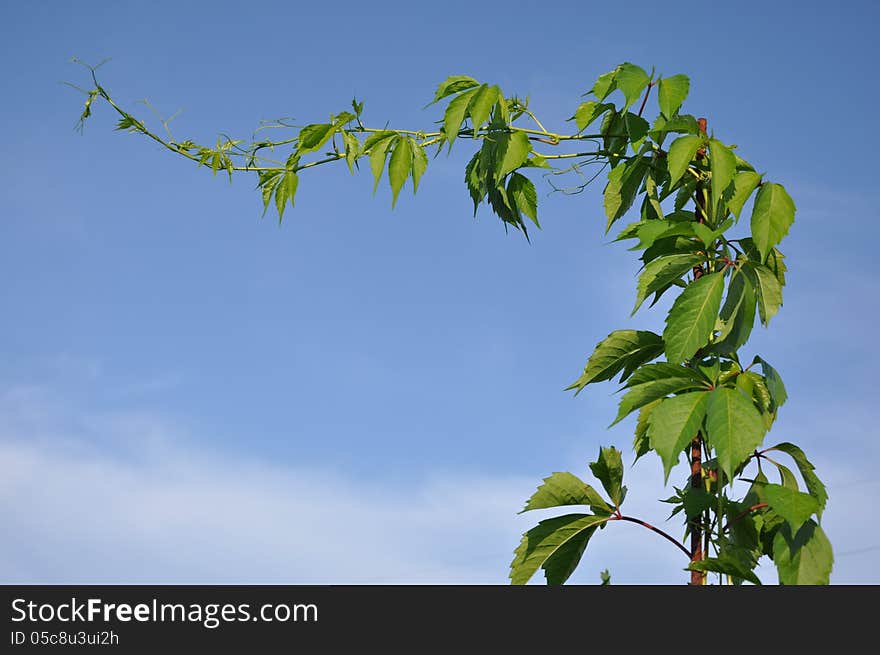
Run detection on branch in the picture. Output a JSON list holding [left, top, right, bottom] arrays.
[[615, 515, 691, 558]]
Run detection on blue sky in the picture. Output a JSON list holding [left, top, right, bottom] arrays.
[[1, 0, 878, 584]]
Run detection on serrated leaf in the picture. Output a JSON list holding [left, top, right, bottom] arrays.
[[663, 272, 726, 363], [274, 170, 298, 222], [624, 112, 650, 151], [769, 443, 827, 515], [589, 446, 625, 508], [510, 514, 609, 585], [744, 262, 783, 326], [666, 135, 703, 188], [615, 63, 650, 110], [604, 156, 649, 230], [507, 173, 538, 227], [712, 271, 756, 353], [591, 70, 617, 101], [464, 151, 484, 214], [688, 555, 761, 585], [567, 330, 664, 393], [750, 183, 795, 261], [613, 377, 705, 425], [624, 362, 707, 387], [633, 399, 661, 462], [709, 139, 736, 218], [727, 171, 762, 219], [411, 140, 428, 192], [467, 84, 499, 132], [443, 88, 477, 148], [706, 387, 766, 482], [495, 131, 531, 178], [368, 135, 394, 192], [633, 254, 704, 315], [342, 132, 361, 173], [763, 484, 819, 531], [297, 123, 335, 155], [388, 136, 413, 208], [648, 392, 710, 482], [657, 74, 690, 118], [772, 520, 833, 585], [573, 101, 612, 131], [520, 472, 612, 515], [753, 356, 787, 408], [431, 75, 479, 104]]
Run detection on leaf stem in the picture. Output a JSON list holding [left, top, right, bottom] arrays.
[[615, 516, 691, 558]]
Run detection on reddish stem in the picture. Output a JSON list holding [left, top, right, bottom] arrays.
[[615, 515, 691, 558]]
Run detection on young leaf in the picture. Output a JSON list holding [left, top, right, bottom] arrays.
[[768, 443, 827, 515], [566, 330, 664, 393], [388, 136, 413, 208], [657, 74, 690, 118], [706, 387, 766, 482], [663, 272, 726, 364], [520, 472, 612, 515], [495, 131, 531, 178], [411, 140, 428, 192], [591, 69, 617, 101], [368, 134, 395, 192], [750, 182, 795, 261], [709, 139, 736, 217], [753, 356, 787, 408], [688, 555, 761, 585], [624, 112, 650, 151], [647, 391, 710, 482], [297, 123, 336, 155], [615, 63, 650, 110], [507, 173, 538, 227], [510, 513, 609, 585], [624, 362, 708, 387], [466, 84, 499, 133], [443, 88, 477, 148], [633, 254, 704, 315], [763, 484, 820, 531], [431, 75, 479, 104], [666, 135, 703, 187], [772, 520, 833, 585], [589, 446, 625, 507], [711, 270, 756, 353], [573, 101, 612, 131]]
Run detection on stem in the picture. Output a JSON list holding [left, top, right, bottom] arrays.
[[615, 516, 691, 558], [637, 82, 654, 118], [723, 503, 768, 532]]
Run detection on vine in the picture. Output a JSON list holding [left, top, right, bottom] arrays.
[[71, 58, 832, 584]]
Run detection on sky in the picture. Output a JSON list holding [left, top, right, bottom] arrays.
[[1, 0, 878, 584]]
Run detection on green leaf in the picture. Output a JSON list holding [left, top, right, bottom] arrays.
[[258, 170, 282, 216], [648, 392, 710, 482], [688, 555, 761, 585], [657, 74, 690, 118], [464, 151, 484, 214], [297, 123, 335, 155], [744, 262, 783, 326], [769, 443, 827, 515], [274, 170, 299, 222], [750, 183, 795, 262], [510, 513, 609, 585], [753, 356, 787, 408], [772, 520, 833, 585], [727, 171, 762, 220], [666, 135, 704, 188], [615, 63, 650, 110], [705, 387, 766, 482], [342, 132, 361, 173], [633, 399, 661, 462], [613, 376, 705, 425], [520, 472, 612, 515], [633, 254, 704, 315], [573, 101, 612, 131], [495, 131, 531, 178], [604, 156, 649, 230], [411, 140, 428, 192], [368, 134, 395, 192], [709, 139, 736, 217], [591, 70, 617, 101], [431, 75, 479, 104], [566, 330, 664, 393], [763, 484, 820, 531], [662, 272, 726, 364], [442, 88, 477, 148], [711, 271, 756, 354], [387, 136, 413, 208], [507, 173, 538, 227], [624, 112, 650, 151], [589, 446, 625, 507], [467, 84, 499, 132], [624, 362, 707, 387]]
